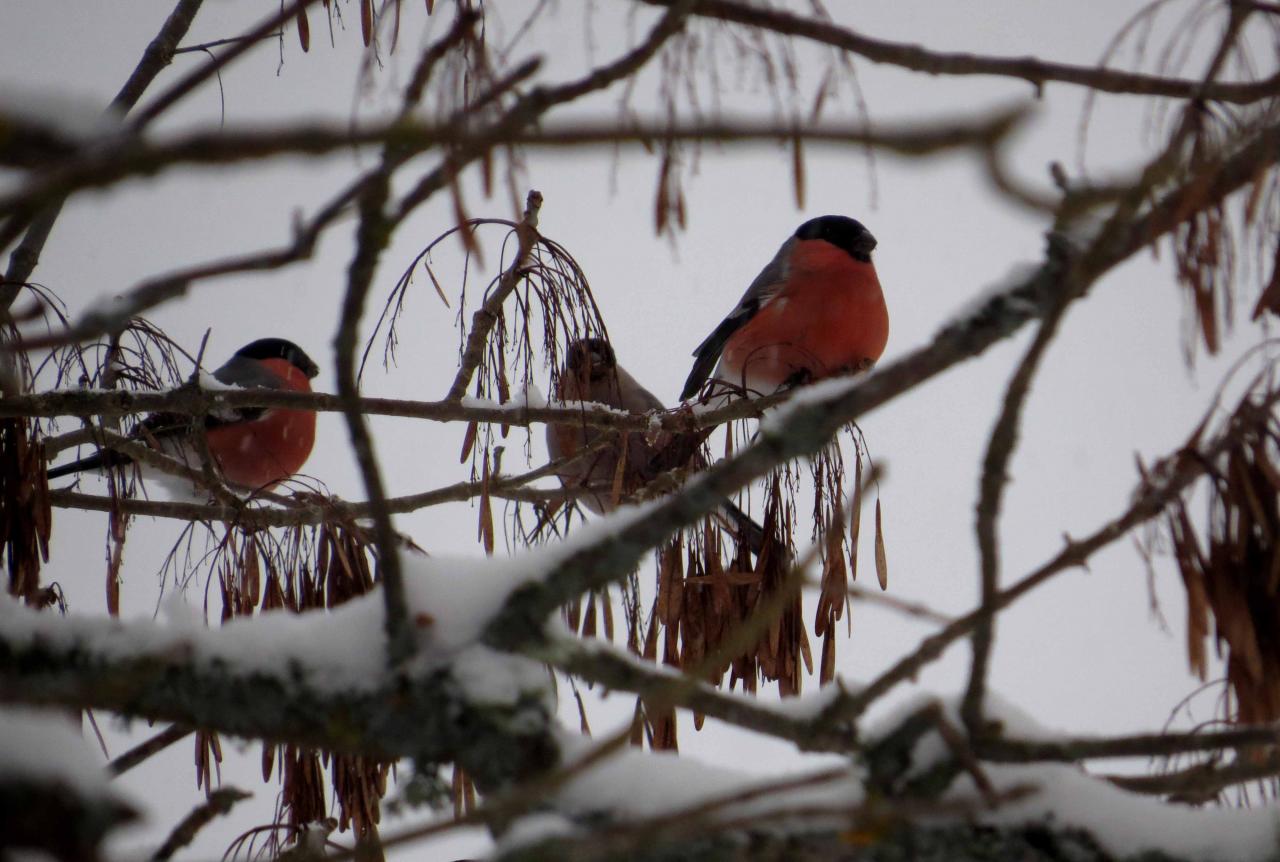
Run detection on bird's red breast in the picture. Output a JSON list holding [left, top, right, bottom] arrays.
[[205, 357, 316, 489], [719, 239, 888, 394]]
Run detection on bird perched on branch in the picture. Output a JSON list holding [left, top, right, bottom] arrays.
[[48, 338, 320, 491], [547, 337, 764, 551], [681, 215, 888, 401]]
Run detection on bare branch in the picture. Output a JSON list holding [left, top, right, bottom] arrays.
[[481, 111, 1280, 668], [152, 787, 251, 861], [834, 385, 1280, 724], [1, 0, 206, 306], [963, 307, 1074, 734], [8, 371, 786, 433], [0, 602, 559, 790], [0, 111, 1027, 222], [542, 634, 849, 750], [446, 190, 543, 402], [108, 723, 193, 776], [1105, 753, 1280, 802], [981, 724, 1280, 763], [643, 0, 1280, 102]]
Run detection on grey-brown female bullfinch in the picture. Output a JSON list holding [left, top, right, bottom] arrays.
[[548, 338, 764, 551], [681, 215, 889, 401], [48, 338, 319, 491]]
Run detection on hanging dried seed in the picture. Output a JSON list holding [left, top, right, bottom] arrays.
[[296, 6, 311, 52], [874, 499, 889, 590]]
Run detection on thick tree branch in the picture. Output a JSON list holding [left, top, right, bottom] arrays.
[[0, 108, 1027, 220], [479, 112, 1280, 660], [0, 601, 559, 790]]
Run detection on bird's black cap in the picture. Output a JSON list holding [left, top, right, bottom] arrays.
[[235, 338, 320, 379], [564, 338, 617, 377], [795, 215, 877, 263]]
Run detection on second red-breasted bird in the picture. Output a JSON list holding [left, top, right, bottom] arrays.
[[48, 338, 320, 491], [548, 337, 764, 551], [680, 215, 889, 401]]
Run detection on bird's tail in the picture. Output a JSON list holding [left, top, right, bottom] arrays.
[[718, 498, 769, 558], [47, 449, 131, 480]]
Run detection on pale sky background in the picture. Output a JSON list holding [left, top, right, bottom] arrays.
[[1, 1, 1271, 858]]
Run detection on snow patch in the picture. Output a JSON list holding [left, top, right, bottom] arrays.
[[0, 707, 119, 798], [936, 261, 1043, 336]]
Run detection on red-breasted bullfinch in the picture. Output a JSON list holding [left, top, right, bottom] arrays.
[[48, 338, 320, 491], [680, 215, 888, 401], [548, 338, 764, 551]]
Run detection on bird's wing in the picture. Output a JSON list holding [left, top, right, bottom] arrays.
[[679, 237, 793, 400], [206, 354, 290, 425]]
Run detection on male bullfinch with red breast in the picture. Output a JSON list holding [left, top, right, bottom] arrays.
[[548, 337, 765, 551], [680, 215, 888, 401], [48, 338, 320, 491]]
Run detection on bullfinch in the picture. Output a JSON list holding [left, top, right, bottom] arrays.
[[548, 338, 764, 550], [681, 215, 888, 401], [48, 338, 319, 491]]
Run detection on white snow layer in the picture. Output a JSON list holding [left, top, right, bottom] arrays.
[[0, 707, 120, 799], [496, 694, 1280, 861], [937, 261, 1043, 334], [0, 503, 659, 706], [8, 523, 1274, 860]]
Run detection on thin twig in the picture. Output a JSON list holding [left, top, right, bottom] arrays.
[[831, 386, 1280, 725], [0, 0, 206, 306], [962, 306, 1073, 734], [642, 0, 1280, 103], [151, 787, 251, 861], [108, 723, 193, 776], [173, 32, 282, 54], [445, 190, 543, 402]]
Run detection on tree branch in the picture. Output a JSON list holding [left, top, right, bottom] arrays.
[[0, 599, 559, 790], [479, 110, 1280, 670], [642, 0, 1280, 102], [830, 385, 1280, 725], [0, 0, 206, 307], [0, 111, 1027, 222]]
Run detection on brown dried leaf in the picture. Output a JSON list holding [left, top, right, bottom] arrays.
[[360, 0, 373, 46], [423, 262, 451, 307], [1251, 241, 1280, 321], [262, 743, 276, 782], [849, 455, 863, 582], [874, 499, 888, 590], [296, 6, 311, 52], [582, 590, 598, 639], [459, 420, 478, 463], [478, 486, 494, 556], [820, 630, 836, 685], [791, 133, 806, 209], [610, 432, 628, 508], [655, 153, 671, 234]]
